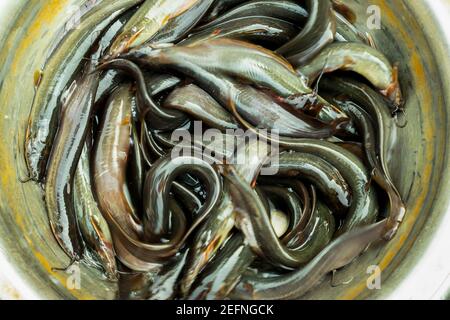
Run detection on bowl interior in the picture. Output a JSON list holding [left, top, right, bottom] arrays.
[[0, 0, 447, 299]]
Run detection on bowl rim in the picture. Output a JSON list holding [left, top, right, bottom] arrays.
[[375, 0, 450, 300]]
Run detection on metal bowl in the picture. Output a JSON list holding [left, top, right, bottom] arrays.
[[0, 0, 449, 299]]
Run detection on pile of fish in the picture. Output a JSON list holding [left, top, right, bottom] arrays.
[[24, 0, 406, 299]]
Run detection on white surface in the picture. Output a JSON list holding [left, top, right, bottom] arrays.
[[0, 0, 20, 36], [0, 250, 40, 300], [0, 0, 33, 300]]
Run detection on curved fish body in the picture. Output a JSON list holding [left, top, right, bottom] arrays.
[[334, 11, 369, 44], [25, 0, 140, 181], [273, 152, 351, 215], [102, 53, 341, 137], [179, 188, 235, 297], [153, 129, 237, 162], [121, 38, 313, 97], [120, 39, 350, 125], [335, 141, 365, 160], [202, 0, 247, 23], [278, 0, 336, 65], [143, 154, 222, 242], [278, 139, 379, 233], [195, 0, 308, 32], [151, 0, 215, 44], [74, 146, 117, 280], [227, 118, 379, 234], [179, 139, 272, 296], [188, 234, 255, 300], [42, 0, 117, 63], [188, 183, 310, 300], [320, 77, 405, 239], [332, 100, 379, 174], [179, 71, 339, 138], [108, 0, 205, 57], [149, 250, 190, 300], [231, 220, 386, 299], [44, 62, 100, 260], [300, 43, 402, 106], [93, 84, 143, 240], [145, 73, 181, 96], [259, 180, 313, 244], [163, 84, 239, 130], [112, 198, 186, 272], [183, 16, 299, 48], [130, 122, 205, 217], [96, 59, 187, 130], [95, 70, 123, 105], [223, 166, 335, 269], [93, 86, 180, 270], [259, 185, 306, 240], [279, 183, 316, 248], [129, 122, 146, 202], [33, 0, 404, 299]]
